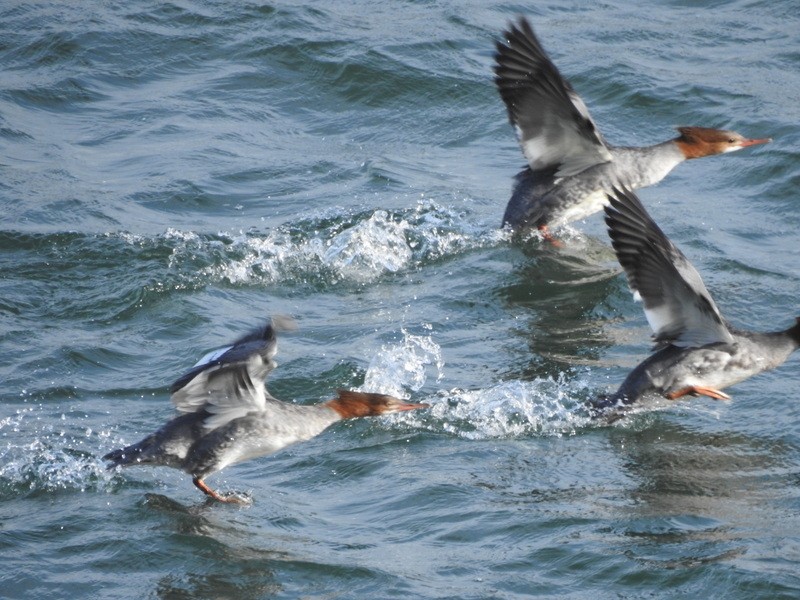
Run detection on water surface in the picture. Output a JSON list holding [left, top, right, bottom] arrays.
[[2, 1, 800, 598]]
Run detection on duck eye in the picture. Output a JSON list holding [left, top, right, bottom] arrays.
[[727, 138, 736, 143]]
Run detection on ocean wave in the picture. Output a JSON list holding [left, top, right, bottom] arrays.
[[3, 200, 503, 310], [194, 200, 506, 287]]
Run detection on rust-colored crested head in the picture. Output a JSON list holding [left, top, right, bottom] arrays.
[[674, 126, 771, 159], [325, 390, 430, 419]]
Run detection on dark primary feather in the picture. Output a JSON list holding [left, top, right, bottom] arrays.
[[604, 187, 733, 347], [169, 318, 293, 395], [494, 18, 577, 127], [494, 16, 610, 176]]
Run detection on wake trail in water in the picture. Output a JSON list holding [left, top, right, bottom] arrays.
[[125, 200, 508, 288], [0, 328, 711, 501], [354, 327, 604, 437], [0, 407, 119, 499]]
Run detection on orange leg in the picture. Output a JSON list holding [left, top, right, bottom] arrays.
[[192, 477, 247, 504], [666, 386, 731, 401], [537, 224, 564, 248]]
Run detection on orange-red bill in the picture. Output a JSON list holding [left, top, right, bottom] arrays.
[[739, 137, 771, 147], [396, 402, 430, 411]]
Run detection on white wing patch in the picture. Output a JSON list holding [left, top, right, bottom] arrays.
[[642, 304, 675, 338], [521, 135, 562, 172], [192, 345, 232, 368]]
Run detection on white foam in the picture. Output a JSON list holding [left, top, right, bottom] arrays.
[[355, 332, 598, 437], [360, 328, 444, 398], [162, 228, 201, 243], [321, 210, 412, 282], [0, 408, 117, 496], [117, 199, 506, 287], [409, 376, 594, 439]]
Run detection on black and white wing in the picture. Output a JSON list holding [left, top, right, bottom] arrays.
[[604, 187, 734, 348], [169, 316, 296, 430], [494, 17, 612, 177]]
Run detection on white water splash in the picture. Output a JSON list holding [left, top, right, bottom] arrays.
[[0, 438, 109, 495], [115, 200, 506, 288], [321, 210, 412, 282], [162, 228, 201, 243], [353, 328, 604, 437], [413, 376, 595, 439], [360, 328, 444, 398], [0, 408, 117, 497]]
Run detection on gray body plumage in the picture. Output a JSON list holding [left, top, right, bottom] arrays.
[[106, 404, 340, 479], [595, 329, 800, 410], [502, 144, 685, 229]]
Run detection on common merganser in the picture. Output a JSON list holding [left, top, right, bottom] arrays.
[[104, 317, 429, 503], [494, 17, 771, 237], [590, 187, 800, 416]]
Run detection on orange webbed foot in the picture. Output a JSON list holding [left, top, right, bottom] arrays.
[[193, 477, 251, 505], [537, 224, 564, 248], [666, 386, 731, 401]]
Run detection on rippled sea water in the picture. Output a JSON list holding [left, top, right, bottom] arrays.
[[2, 1, 800, 598]]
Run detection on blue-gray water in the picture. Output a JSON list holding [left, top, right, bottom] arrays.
[[2, 1, 800, 598]]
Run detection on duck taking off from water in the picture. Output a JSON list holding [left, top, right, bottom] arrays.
[[590, 187, 800, 417], [494, 17, 770, 238], [104, 317, 429, 503]]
